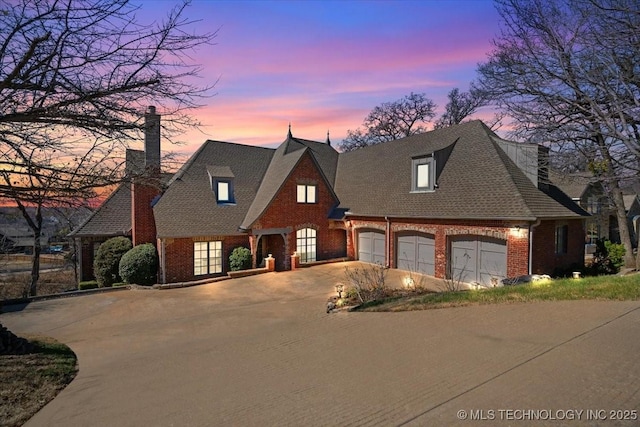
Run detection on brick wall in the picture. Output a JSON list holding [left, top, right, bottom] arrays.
[[251, 151, 346, 270], [531, 219, 585, 275], [132, 179, 161, 247], [346, 217, 531, 280], [160, 235, 249, 283]]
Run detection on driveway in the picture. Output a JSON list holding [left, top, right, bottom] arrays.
[[2, 262, 640, 426]]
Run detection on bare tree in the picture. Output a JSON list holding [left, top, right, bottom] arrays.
[[0, 0, 216, 295], [433, 87, 486, 129], [476, 0, 640, 268], [338, 92, 436, 152]]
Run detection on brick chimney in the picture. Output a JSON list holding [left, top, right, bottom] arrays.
[[132, 106, 162, 247], [144, 106, 161, 175]]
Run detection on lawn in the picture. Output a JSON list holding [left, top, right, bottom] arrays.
[[356, 273, 640, 312], [0, 335, 77, 427]]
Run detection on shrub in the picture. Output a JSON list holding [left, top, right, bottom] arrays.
[[78, 281, 99, 290], [93, 237, 132, 287], [343, 263, 389, 303], [590, 238, 626, 275], [229, 246, 252, 271], [118, 244, 158, 286]]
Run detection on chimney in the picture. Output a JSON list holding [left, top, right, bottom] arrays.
[[144, 106, 161, 174]]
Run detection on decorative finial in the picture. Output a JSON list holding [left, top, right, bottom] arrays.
[[288, 122, 292, 138], [326, 130, 331, 146]]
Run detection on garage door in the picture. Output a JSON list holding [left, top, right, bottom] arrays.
[[397, 233, 435, 276], [358, 230, 385, 265], [450, 236, 506, 286]]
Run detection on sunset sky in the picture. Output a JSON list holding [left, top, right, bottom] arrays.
[[137, 0, 502, 155]]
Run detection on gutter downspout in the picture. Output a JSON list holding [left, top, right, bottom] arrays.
[[528, 219, 541, 275], [159, 238, 166, 284], [385, 216, 391, 268]]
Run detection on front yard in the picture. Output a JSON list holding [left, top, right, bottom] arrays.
[[355, 273, 640, 312]]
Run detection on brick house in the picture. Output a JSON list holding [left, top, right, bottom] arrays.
[[72, 114, 588, 285]]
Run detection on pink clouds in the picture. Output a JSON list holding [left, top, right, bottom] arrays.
[[136, 0, 501, 154]]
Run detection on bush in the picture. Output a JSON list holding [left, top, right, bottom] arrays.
[[78, 281, 99, 290], [589, 238, 626, 275], [118, 244, 158, 286], [343, 263, 389, 303], [229, 246, 251, 271], [93, 237, 132, 287]]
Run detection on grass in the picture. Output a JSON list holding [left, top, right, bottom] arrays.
[[0, 268, 76, 300], [0, 335, 78, 427], [357, 273, 640, 312]]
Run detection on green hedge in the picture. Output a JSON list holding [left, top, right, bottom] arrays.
[[93, 237, 132, 287], [78, 281, 99, 290], [229, 246, 251, 271], [118, 243, 158, 286]]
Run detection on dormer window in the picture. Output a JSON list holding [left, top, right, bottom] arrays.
[[207, 165, 235, 205], [297, 184, 316, 203], [412, 157, 435, 192], [216, 180, 233, 203]]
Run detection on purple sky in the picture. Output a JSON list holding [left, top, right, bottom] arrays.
[[138, 0, 502, 154]]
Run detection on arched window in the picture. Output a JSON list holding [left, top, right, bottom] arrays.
[[296, 228, 317, 263]]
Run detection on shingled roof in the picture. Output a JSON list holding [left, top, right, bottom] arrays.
[[153, 140, 274, 238], [240, 131, 339, 229], [334, 120, 587, 220], [69, 182, 133, 237]]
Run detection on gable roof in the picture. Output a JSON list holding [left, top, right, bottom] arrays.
[[334, 120, 587, 221], [69, 182, 133, 237], [153, 140, 274, 238], [549, 171, 596, 200], [240, 132, 339, 229]]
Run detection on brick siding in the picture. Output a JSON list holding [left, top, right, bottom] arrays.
[[160, 235, 250, 283], [251, 151, 346, 270]]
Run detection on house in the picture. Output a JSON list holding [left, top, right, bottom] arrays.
[[625, 194, 640, 248], [72, 112, 588, 286]]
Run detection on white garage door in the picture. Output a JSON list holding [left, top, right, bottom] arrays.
[[358, 230, 385, 265], [450, 236, 507, 286], [397, 234, 435, 276]]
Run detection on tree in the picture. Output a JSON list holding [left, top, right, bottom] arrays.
[[0, 0, 215, 295], [433, 87, 486, 129], [476, 0, 640, 268], [338, 92, 436, 152]]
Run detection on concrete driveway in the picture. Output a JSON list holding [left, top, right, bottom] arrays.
[[2, 261, 640, 426]]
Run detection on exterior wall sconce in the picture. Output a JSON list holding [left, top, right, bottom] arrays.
[[335, 283, 344, 298]]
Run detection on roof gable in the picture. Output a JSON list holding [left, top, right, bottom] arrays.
[[240, 133, 338, 230]]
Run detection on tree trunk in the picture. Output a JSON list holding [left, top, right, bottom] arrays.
[[594, 134, 636, 268], [15, 202, 44, 297]]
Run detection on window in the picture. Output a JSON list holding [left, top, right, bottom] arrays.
[[412, 157, 434, 192], [587, 197, 601, 214], [297, 184, 316, 203], [215, 180, 234, 204], [296, 228, 317, 263], [194, 241, 222, 275], [555, 224, 569, 254]]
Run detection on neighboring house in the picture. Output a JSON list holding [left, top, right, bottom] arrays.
[[72, 115, 589, 286], [625, 194, 640, 248], [0, 225, 50, 254]]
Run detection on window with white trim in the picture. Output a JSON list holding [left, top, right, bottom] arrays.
[[296, 228, 317, 263], [297, 184, 317, 203], [194, 241, 222, 275], [412, 157, 435, 192]]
